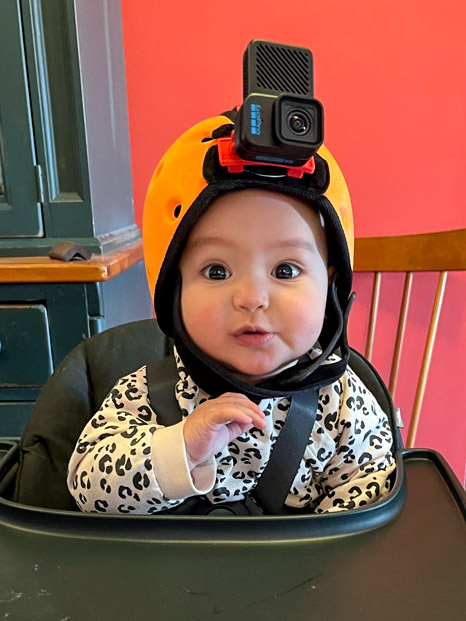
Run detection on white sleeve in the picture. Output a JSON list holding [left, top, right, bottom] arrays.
[[67, 366, 215, 514], [151, 421, 216, 497]]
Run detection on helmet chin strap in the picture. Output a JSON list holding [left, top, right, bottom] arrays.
[[172, 274, 354, 402], [274, 273, 355, 387]]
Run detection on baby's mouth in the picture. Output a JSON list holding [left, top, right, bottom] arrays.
[[233, 326, 275, 346]]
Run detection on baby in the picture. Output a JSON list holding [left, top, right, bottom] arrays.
[[67, 113, 395, 514]]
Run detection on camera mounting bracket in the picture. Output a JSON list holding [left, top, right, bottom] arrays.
[[217, 133, 316, 179]]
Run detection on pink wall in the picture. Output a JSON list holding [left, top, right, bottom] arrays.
[[120, 0, 466, 481]]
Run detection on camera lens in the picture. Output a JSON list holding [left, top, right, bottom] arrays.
[[287, 111, 310, 135]]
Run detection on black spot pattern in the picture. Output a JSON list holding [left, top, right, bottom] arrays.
[[67, 351, 396, 514]]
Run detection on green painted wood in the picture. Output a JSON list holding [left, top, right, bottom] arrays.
[[0, 0, 136, 256], [0, 282, 51, 303], [0, 283, 90, 379], [0, 224, 142, 257], [0, 304, 52, 385], [44, 283, 92, 366], [20, 0, 93, 240], [0, 402, 33, 435], [0, 0, 43, 237], [0, 388, 41, 402]]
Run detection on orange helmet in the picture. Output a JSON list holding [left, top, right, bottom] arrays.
[[143, 111, 354, 396], [144, 111, 353, 338]]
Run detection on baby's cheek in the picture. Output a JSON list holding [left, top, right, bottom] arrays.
[[182, 298, 222, 340], [190, 305, 219, 330], [291, 304, 325, 346]]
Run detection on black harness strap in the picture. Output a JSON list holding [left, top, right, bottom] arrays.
[[254, 388, 318, 514], [146, 356, 179, 426], [145, 357, 319, 515]]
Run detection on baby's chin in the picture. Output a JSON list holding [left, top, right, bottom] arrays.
[[222, 357, 300, 385]]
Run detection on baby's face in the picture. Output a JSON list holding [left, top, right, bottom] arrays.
[[179, 189, 330, 379]]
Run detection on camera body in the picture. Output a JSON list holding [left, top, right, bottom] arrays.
[[234, 40, 324, 167]]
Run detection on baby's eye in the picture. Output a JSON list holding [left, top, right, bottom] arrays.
[[273, 263, 301, 279], [203, 264, 230, 280]]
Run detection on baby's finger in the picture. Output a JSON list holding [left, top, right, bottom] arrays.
[[218, 406, 266, 431], [217, 393, 265, 418], [206, 405, 255, 427]]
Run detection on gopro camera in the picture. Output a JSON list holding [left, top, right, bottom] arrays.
[[234, 40, 324, 167]]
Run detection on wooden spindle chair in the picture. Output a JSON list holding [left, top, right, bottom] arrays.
[[353, 228, 466, 448]]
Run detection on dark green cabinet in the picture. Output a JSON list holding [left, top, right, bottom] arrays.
[[0, 0, 153, 434], [0, 0, 42, 237], [0, 0, 140, 255]]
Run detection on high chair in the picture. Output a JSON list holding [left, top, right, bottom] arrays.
[[0, 232, 464, 620]]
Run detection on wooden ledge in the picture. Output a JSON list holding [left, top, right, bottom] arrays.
[[0, 241, 144, 283]]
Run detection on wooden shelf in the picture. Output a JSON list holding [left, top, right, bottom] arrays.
[[0, 241, 144, 283]]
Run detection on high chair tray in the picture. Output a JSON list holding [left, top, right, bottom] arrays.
[[0, 448, 464, 620]]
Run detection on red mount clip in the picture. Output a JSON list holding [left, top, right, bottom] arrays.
[[217, 132, 315, 179]]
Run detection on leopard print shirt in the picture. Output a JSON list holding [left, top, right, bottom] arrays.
[[67, 350, 396, 514]]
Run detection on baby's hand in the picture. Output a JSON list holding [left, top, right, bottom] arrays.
[[183, 392, 266, 465]]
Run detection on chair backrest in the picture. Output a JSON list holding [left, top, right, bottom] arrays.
[[14, 319, 170, 510], [352, 228, 466, 448]]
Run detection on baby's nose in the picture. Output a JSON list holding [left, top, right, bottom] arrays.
[[233, 279, 269, 312]]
